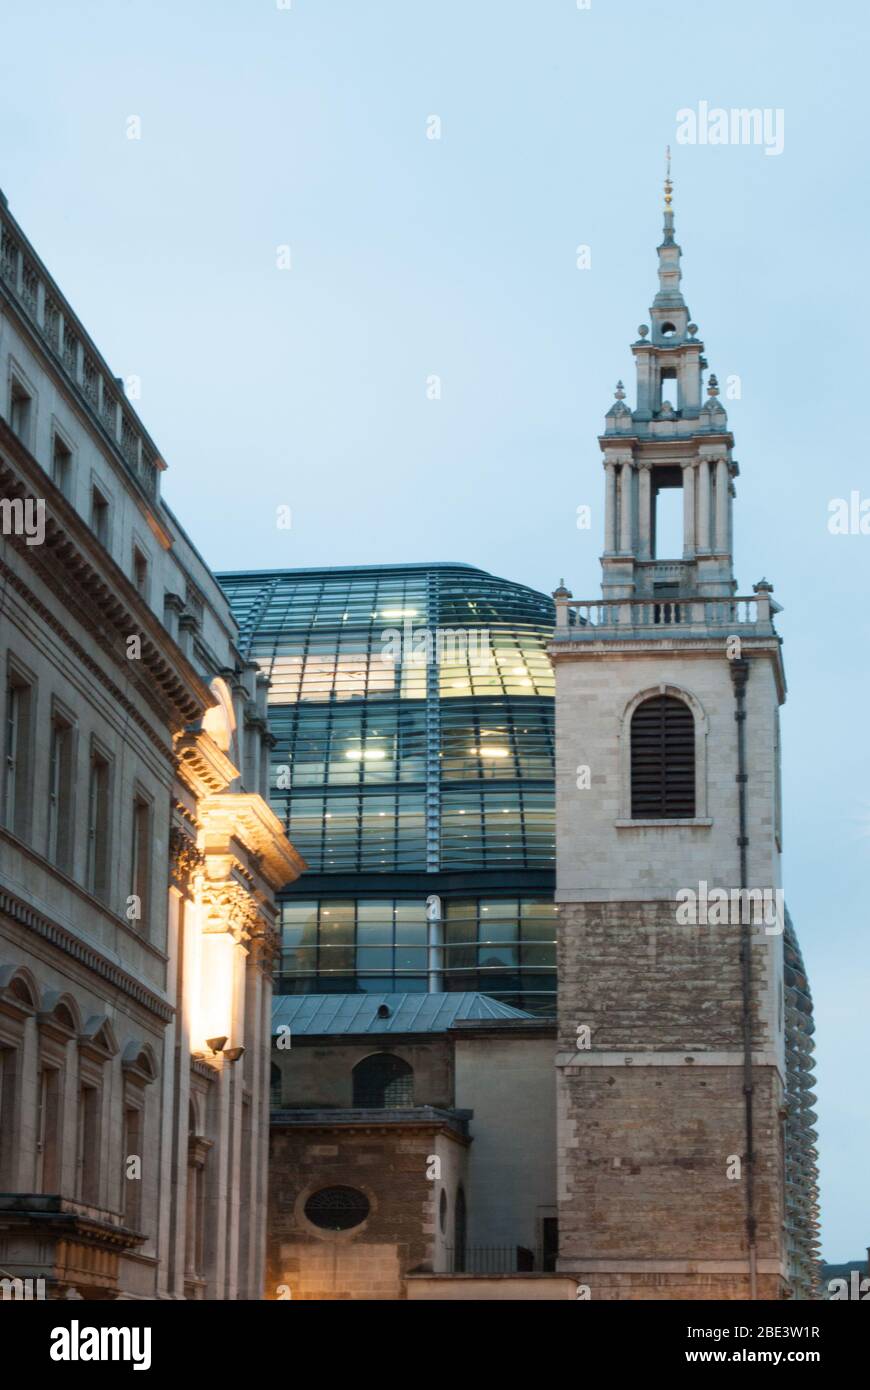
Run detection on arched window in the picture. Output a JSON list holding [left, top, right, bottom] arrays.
[[630, 695, 695, 819], [352, 1053, 413, 1108]]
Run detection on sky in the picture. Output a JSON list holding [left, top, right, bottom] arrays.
[[2, 0, 868, 1262]]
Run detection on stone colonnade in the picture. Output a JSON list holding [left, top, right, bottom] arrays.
[[602, 454, 732, 559]]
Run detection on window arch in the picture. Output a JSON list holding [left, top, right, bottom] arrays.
[[630, 694, 695, 819], [352, 1053, 413, 1108]]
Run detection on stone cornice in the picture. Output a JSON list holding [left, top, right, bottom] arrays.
[[174, 727, 240, 798], [199, 792, 306, 890], [0, 551, 172, 759], [549, 634, 786, 703], [0, 202, 165, 505], [598, 430, 734, 455], [0, 881, 174, 1024], [0, 421, 212, 729]]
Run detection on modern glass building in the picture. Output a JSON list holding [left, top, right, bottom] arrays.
[[217, 563, 557, 1013]]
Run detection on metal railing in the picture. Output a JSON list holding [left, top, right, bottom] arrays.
[[444, 1245, 535, 1274]]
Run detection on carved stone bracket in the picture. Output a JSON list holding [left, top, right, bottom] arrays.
[[169, 825, 206, 892], [197, 879, 265, 946]]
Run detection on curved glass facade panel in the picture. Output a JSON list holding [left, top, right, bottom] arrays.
[[218, 563, 556, 1013]]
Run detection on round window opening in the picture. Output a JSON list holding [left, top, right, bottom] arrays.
[[439, 1189, 448, 1233], [304, 1186, 370, 1232]]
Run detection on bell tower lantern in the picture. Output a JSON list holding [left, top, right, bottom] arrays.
[[601, 155, 737, 602]]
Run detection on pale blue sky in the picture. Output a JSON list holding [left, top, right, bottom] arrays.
[[3, 0, 868, 1260]]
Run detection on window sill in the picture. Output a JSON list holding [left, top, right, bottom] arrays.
[[615, 817, 712, 829]]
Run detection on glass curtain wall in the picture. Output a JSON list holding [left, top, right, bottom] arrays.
[[218, 563, 557, 1013]]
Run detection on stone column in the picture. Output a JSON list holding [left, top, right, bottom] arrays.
[[715, 457, 729, 552], [157, 886, 181, 1298], [697, 458, 711, 553], [681, 460, 696, 558], [603, 461, 617, 554], [637, 462, 653, 560], [619, 461, 634, 554]]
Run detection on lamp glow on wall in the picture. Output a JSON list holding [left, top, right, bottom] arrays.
[[191, 900, 237, 1059]]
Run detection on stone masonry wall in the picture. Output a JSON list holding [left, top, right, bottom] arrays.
[[267, 1124, 467, 1300], [557, 900, 786, 1299]]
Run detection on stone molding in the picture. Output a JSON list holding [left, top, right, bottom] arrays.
[[0, 883, 173, 1023]]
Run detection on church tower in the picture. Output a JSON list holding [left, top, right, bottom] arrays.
[[550, 167, 818, 1300]]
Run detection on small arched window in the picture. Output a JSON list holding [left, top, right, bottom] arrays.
[[630, 695, 695, 819], [352, 1053, 413, 1109]]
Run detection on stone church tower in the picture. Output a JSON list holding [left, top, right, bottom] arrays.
[[550, 173, 819, 1299]]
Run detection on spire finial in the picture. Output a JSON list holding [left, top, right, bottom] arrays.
[[664, 145, 673, 210]]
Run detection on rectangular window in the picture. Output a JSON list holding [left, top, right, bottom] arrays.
[[130, 794, 151, 930], [90, 485, 109, 545], [4, 671, 33, 839], [35, 1065, 60, 1193], [122, 1105, 143, 1227], [51, 433, 73, 498], [9, 377, 32, 446], [86, 745, 111, 899], [0, 1047, 17, 1188], [76, 1083, 100, 1204], [132, 546, 149, 599], [47, 710, 74, 871]]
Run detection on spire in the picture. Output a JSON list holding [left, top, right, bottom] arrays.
[[652, 148, 688, 328], [663, 145, 674, 244]]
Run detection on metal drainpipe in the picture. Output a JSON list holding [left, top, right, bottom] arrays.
[[730, 656, 757, 1299]]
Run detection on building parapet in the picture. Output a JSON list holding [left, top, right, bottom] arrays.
[[553, 592, 778, 636], [0, 194, 164, 503]]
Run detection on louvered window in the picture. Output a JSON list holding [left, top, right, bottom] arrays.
[[630, 695, 695, 818]]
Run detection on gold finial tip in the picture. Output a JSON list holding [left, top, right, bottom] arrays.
[[664, 145, 673, 209]]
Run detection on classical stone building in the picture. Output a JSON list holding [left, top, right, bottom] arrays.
[[0, 190, 303, 1298], [549, 178, 819, 1299]]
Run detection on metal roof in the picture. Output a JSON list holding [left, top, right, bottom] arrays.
[[271, 992, 533, 1037]]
